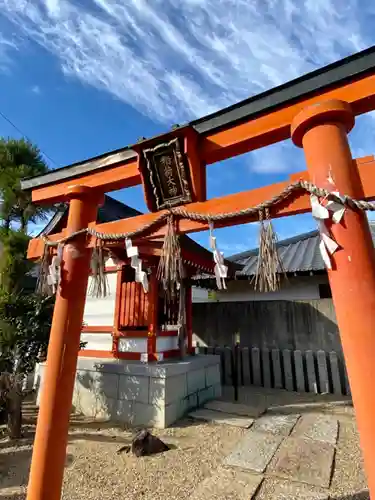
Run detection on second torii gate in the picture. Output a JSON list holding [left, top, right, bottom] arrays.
[[22, 46, 375, 500]]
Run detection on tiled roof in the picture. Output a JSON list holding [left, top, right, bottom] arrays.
[[38, 195, 141, 236], [230, 223, 375, 276]]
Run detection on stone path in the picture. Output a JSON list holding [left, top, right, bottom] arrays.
[[188, 399, 344, 499], [188, 408, 254, 428]]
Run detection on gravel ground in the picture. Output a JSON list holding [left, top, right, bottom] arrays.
[[0, 389, 369, 500], [0, 412, 246, 500]]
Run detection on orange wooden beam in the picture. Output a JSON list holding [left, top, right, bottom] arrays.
[[31, 158, 140, 204], [29, 73, 375, 204], [27, 157, 375, 260], [202, 75, 375, 164]]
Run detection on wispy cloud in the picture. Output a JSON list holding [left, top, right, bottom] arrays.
[[0, 0, 372, 125], [0, 33, 18, 71], [249, 140, 307, 175], [31, 85, 41, 95], [1, 0, 375, 191]]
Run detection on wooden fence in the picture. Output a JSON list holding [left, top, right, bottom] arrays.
[[196, 345, 350, 396]]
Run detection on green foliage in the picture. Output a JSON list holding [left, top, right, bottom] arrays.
[[0, 292, 55, 375], [0, 228, 33, 294], [0, 137, 50, 230]]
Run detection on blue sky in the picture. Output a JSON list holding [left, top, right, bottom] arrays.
[[1, 0, 375, 255]]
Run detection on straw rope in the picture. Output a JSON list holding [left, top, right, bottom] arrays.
[[40, 180, 375, 248], [36, 180, 374, 296]]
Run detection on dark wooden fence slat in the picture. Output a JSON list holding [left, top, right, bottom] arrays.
[[198, 345, 346, 396], [262, 349, 272, 388], [251, 347, 262, 387], [242, 347, 251, 386]]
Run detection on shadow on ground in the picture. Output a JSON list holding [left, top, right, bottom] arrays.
[[331, 492, 369, 500], [0, 494, 25, 499], [0, 445, 73, 491], [220, 385, 354, 418]]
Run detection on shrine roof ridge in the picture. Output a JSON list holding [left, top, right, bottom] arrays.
[[21, 45, 375, 192]]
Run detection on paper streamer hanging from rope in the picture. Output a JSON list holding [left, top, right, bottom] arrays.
[[310, 193, 346, 270], [47, 244, 63, 294], [125, 238, 149, 293], [209, 222, 228, 290]]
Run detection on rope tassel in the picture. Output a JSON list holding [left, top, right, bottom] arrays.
[[36, 243, 53, 296], [253, 209, 284, 293], [157, 215, 182, 298], [89, 238, 108, 298]]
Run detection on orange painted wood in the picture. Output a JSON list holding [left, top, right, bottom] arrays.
[[181, 248, 215, 272], [26, 186, 101, 500], [159, 349, 181, 359], [119, 282, 149, 329], [185, 128, 206, 202], [26, 157, 375, 260], [113, 268, 123, 332], [81, 326, 113, 333], [115, 351, 142, 361], [103, 265, 120, 273], [114, 329, 149, 338], [78, 349, 115, 358], [147, 271, 158, 358], [115, 265, 150, 330], [30, 76, 375, 204], [158, 330, 178, 337], [291, 99, 375, 497], [202, 75, 375, 164], [31, 159, 140, 204]]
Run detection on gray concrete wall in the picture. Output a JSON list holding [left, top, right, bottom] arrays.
[[193, 298, 341, 355], [193, 275, 327, 303], [36, 355, 221, 428]]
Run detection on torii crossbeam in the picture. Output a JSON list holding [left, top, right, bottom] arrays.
[[23, 46, 375, 500]]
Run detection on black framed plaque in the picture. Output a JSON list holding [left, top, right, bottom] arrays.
[[142, 138, 193, 210]]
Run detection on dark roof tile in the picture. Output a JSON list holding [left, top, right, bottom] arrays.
[[231, 223, 375, 275]]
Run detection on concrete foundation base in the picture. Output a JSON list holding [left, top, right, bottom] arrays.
[[36, 355, 221, 428]]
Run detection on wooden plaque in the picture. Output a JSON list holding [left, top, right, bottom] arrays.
[[141, 138, 193, 211]]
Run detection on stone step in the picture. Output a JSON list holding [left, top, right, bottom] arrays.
[[224, 430, 283, 473], [204, 400, 266, 418], [188, 466, 262, 500], [267, 436, 335, 488], [188, 409, 254, 428], [256, 478, 329, 500], [252, 413, 300, 436], [292, 414, 338, 446]]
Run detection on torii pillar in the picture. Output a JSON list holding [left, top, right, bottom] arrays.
[[26, 186, 101, 500], [292, 99, 375, 496]]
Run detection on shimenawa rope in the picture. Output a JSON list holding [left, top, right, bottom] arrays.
[[37, 181, 374, 296]]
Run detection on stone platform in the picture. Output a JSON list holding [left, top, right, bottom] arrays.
[[36, 354, 221, 428], [189, 398, 343, 500]]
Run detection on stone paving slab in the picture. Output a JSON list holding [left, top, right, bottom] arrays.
[[224, 430, 283, 473], [204, 400, 266, 418], [292, 414, 338, 445], [252, 413, 300, 436], [189, 409, 254, 428], [255, 478, 329, 500], [268, 436, 335, 488], [189, 466, 263, 500]]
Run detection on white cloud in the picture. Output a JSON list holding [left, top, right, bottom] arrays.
[[31, 85, 41, 94], [0, 0, 372, 125], [249, 140, 306, 175], [1, 0, 375, 184], [0, 33, 18, 71]]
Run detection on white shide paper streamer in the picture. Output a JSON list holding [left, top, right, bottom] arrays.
[[125, 238, 149, 293], [310, 193, 346, 270], [209, 223, 228, 290]]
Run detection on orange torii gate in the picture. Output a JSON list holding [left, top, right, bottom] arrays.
[[22, 46, 375, 499]]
